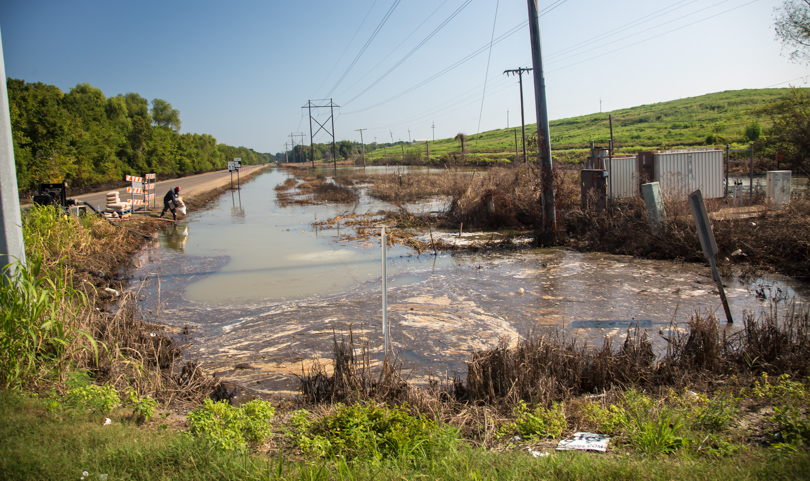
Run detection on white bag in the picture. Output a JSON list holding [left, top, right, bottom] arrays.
[[177, 205, 187, 215]]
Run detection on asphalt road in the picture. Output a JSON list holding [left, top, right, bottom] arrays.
[[73, 164, 271, 213]]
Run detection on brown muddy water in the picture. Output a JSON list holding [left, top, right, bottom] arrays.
[[129, 167, 810, 397]]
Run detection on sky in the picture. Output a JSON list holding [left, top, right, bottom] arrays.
[[2, 0, 808, 156]]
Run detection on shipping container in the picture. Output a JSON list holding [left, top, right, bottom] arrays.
[[608, 156, 638, 199], [653, 150, 724, 199]]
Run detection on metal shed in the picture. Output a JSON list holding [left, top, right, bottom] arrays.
[[653, 149, 724, 199]]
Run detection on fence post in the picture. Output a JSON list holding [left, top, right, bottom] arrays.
[[749, 142, 754, 202], [725, 144, 730, 199]]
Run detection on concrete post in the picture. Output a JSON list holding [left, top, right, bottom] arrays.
[[0, 28, 26, 275], [641, 182, 666, 233]]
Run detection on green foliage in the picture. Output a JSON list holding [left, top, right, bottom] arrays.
[[292, 403, 457, 462], [125, 388, 157, 423], [581, 401, 628, 435], [500, 401, 567, 439], [187, 398, 275, 452], [750, 373, 809, 405], [61, 370, 120, 415], [690, 393, 740, 432], [742, 119, 762, 142], [0, 254, 88, 389], [8, 78, 271, 192], [625, 410, 685, 455], [771, 405, 810, 445]]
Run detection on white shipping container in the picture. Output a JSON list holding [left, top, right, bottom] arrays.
[[653, 150, 724, 199], [608, 156, 638, 199]]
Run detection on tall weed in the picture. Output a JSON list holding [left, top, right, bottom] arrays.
[[0, 255, 94, 389]]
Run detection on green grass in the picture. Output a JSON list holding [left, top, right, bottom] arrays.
[[3, 389, 810, 481], [357, 88, 802, 165]]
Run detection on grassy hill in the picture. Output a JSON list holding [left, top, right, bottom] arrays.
[[364, 88, 802, 164]]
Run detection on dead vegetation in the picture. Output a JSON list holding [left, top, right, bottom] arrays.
[[296, 303, 810, 444], [275, 174, 359, 207], [301, 166, 809, 281]]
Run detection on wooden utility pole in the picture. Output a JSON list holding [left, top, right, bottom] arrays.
[[504, 67, 532, 163], [356, 128, 367, 167], [527, 0, 556, 242]]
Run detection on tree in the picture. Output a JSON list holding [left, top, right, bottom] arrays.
[[150, 98, 181, 132], [454, 132, 467, 158], [759, 88, 810, 174], [774, 0, 810, 64]]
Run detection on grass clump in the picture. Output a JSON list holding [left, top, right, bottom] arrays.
[[187, 398, 275, 452], [499, 400, 567, 439], [289, 403, 458, 462]]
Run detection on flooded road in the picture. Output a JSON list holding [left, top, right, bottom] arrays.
[[129, 167, 810, 396]]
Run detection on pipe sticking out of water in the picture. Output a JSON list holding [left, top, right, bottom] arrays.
[[382, 226, 389, 361]]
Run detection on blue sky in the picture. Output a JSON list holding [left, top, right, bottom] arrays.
[[2, 0, 808, 155]]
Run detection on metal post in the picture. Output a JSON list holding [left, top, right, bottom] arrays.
[[749, 142, 754, 202], [0, 32, 25, 275], [608, 115, 614, 206], [426, 141, 430, 163], [330, 99, 337, 173], [725, 144, 730, 199], [308, 101, 315, 168], [689, 190, 733, 324], [527, 0, 556, 239], [356, 128, 366, 167], [381, 226, 389, 361]]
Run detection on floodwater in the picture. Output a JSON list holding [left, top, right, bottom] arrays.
[[129, 167, 810, 396]]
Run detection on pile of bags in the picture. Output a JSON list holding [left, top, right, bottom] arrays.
[[106, 191, 132, 214]]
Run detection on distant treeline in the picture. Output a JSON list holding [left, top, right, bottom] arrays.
[[8, 79, 272, 193]]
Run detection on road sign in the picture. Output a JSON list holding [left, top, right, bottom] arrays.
[[689, 189, 732, 323]]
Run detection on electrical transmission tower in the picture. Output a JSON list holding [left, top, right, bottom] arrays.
[[303, 99, 339, 171]]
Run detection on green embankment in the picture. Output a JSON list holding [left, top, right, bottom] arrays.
[[357, 88, 796, 164]]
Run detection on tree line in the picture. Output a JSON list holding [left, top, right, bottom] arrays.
[[8, 79, 272, 193]]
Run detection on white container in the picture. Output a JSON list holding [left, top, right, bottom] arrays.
[[608, 156, 638, 199], [653, 150, 724, 199], [766, 170, 791, 206]]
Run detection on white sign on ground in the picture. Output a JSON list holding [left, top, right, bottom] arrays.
[[556, 432, 610, 452]]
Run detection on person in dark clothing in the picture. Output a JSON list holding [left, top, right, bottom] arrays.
[[160, 186, 181, 219]]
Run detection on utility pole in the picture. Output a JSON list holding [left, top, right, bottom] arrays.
[[355, 128, 367, 167], [504, 67, 532, 163], [527, 0, 556, 242], [431, 122, 435, 141], [0, 37, 25, 275], [507, 108, 510, 129], [408, 128, 411, 143], [389, 130, 393, 144], [284, 142, 288, 163]]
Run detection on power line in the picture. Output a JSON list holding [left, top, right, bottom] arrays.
[[338, 0, 451, 98], [546, 0, 734, 63], [477, 0, 500, 134], [315, 0, 381, 95], [324, 0, 402, 98], [547, 0, 759, 73], [343, 0, 472, 105]]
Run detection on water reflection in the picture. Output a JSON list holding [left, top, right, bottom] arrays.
[[163, 225, 189, 252], [230, 189, 245, 222]]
